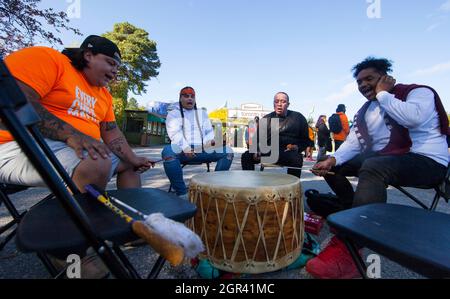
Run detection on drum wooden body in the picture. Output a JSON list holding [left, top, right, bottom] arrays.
[[189, 171, 303, 274]]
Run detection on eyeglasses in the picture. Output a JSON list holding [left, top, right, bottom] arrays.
[[181, 94, 195, 98]]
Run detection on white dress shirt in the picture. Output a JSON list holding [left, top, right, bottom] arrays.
[[333, 87, 448, 167], [166, 105, 215, 151]]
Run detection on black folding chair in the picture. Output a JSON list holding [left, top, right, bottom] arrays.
[[392, 163, 450, 211], [168, 161, 210, 193], [0, 183, 52, 251], [327, 203, 450, 278], [0, 59, 197, 278]]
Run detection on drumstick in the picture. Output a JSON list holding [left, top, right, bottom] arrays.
[[133, 157, 171, 172], [85, 185, 184, 266], [150, 158, 164, 164], [310, 169, 335, 175], [108, 194, 147, 220], [264, 165, 304, 170], [151, 157, 174, 163]]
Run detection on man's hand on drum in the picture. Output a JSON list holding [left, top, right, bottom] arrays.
[[285, 144, 298, 152], [311, 157, 336, 177]]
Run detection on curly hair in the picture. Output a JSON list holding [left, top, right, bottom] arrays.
[[352, 57, 393, 78]]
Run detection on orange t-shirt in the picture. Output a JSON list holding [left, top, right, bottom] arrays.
[[0, 47, 116, 144]]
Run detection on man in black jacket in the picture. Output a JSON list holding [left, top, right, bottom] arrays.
[[241, 92, 310, 178]]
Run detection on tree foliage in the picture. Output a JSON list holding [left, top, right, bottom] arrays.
[[126, 97, 145, 111], [0, 0, 81, 56], [112, 97, 126, 129], [103, 22, 161, 99]]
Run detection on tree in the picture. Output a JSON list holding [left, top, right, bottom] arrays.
[[103, 22, 161, 99], [126, 97, 145, 111], [0, 0, 81, 56], [112, 97, 126, 130]]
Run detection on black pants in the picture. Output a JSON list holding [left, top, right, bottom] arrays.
[[334, 140, 344, 151], [241, 150, 303, 178], [324, 152, 447, 207]]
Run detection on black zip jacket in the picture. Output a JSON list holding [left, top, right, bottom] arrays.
[[262, 110, 310, 152]]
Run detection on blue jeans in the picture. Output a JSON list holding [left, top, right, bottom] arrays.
[[162, 145, 234, 195]]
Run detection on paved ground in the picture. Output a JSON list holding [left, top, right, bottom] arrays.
[[1, 146, 448, 279]]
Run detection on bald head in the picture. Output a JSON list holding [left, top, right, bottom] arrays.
[[274, 92, 290, 116]]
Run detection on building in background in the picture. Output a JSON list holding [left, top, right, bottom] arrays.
[[228, 103, 271, 120], [209, 103, 271, 148], [123, 102, 271, 148], [123, 110, 169, 146], [147, 101, 173, 116]]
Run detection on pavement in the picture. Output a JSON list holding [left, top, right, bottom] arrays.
[[1, 145, 448, 279]]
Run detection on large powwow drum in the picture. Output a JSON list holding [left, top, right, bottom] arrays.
[[189, 171, 303, 274]]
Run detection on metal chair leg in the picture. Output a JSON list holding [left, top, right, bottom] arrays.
[[0, 227, 18, 250], [342, 238, 368, 279], [147, 256, 166, 279], [430, 189, 441, 211], [168, 163, 210, 192], [395, 186, 429, 210], [37, 252, 61, 278], [112, 245, 141, 279]]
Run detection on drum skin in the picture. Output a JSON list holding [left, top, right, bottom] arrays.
[[189, 171, 303, 274]]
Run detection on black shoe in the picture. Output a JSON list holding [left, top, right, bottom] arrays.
[[305, 189, 350, 218]]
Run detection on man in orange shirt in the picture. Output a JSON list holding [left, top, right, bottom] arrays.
[[332, 104, 350, 150], [0, 35, 154, 192]]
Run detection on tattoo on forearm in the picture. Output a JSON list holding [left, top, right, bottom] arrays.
[[108, 137, 126, 158], [100, 122, 118, 132], [30, 101, 75, 140]]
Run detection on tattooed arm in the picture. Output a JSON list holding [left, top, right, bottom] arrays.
[[16, 80, 110, 160], [101, 122, 154, 172], [17, 80, 76, 140]]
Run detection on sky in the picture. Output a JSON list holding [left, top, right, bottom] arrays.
[[36, 0, 450, 122]]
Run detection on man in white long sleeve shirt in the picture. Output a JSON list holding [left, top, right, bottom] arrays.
[[306, 57, 449, 279], [161, 87, 234, 198]]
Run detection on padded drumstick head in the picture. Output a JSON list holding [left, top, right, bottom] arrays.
[[145, 213, 204, 258]]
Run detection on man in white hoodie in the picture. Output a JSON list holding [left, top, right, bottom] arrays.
[[162, 87, 234, 198]]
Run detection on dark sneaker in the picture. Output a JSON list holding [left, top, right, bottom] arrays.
[[306, 236, 361, 279], [305, 189, 351, 218], [79, 252, 110, 279]]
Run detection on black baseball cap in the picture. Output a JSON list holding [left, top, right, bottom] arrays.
[[79, 35, 122, 64]]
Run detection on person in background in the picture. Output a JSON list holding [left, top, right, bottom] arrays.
[[304, 125, 316, 162], [315, 115, 331, 162], [162, 86, 234, 199], [241, 92, 310, 178], [330, 104, 350, 151]]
